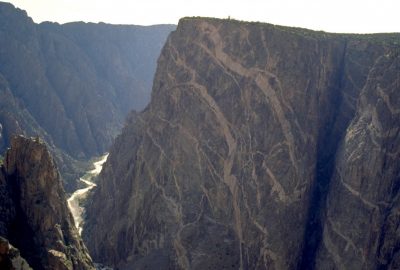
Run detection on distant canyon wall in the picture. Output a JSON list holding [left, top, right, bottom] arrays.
[[0, 2, 174, 190]]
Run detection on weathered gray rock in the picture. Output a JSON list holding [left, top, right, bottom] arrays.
[[0, 135, 95, 270], [83, 18, 400, 269], [0, 2, 174, 191]]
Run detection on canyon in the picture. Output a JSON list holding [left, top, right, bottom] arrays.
[[68, 154, 109, 235], [83, 18, 400, 269], [0, 3, 399, 270], [0, 2, 174, 191]]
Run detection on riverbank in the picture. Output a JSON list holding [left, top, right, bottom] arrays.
[[67, 153, 109, 234]]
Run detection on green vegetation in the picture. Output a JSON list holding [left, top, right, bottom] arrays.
[[0, 155, 3, 166]]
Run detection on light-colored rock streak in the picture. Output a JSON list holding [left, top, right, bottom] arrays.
[[145, 159, 190, 269], [255, 74, 297, 169], [324, 216, 367, 265], [170, 22, 304, 268], [188, 79, 245, 269], [262, 161, 290, 203], [336, 168, 379, 209], [197, 22, 302, 204], [146, 128, 170, 161], [322, 225, 346, 270], [157, 115, 204, 180], [198, 21, 298, 171], [169, 39, 245, 268], [326, 217, 359, 254], [377, 85, 400, 114]]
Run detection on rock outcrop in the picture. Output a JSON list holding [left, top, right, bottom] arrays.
[[83, 18, 400, 269], [0, 135, 94, 270], [0, 2, 174, 191], [0, 236, 32, 270]]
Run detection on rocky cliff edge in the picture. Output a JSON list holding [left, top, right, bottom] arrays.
[[0, 135, 94, 270]]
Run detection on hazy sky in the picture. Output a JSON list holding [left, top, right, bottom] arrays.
[[6, 0, 400, 33]]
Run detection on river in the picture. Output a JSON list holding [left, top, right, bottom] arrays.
[[67, 153, 109, 235]]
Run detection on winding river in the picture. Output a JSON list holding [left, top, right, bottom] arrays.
[[67, 153, 109, 234]]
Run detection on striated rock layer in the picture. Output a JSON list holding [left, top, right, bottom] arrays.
[[84, 18, 400, 269], [0, 136, 94, 270], [314, 48, 400, 269]]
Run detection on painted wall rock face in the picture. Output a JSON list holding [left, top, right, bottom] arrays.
[[84, 18, 400, 269]]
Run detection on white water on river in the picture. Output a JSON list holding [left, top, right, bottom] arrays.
[[67, 153, 109, 235]]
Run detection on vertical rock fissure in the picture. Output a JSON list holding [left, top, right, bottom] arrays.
[[298, 40, 350, 269]]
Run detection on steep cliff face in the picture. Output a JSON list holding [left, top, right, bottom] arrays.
[[84, 18, 400, 269], [0, 236, 32, 270], [314, 52, 400, 269], [0, 2, 174, 190], [0, 136, 94, 270]]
